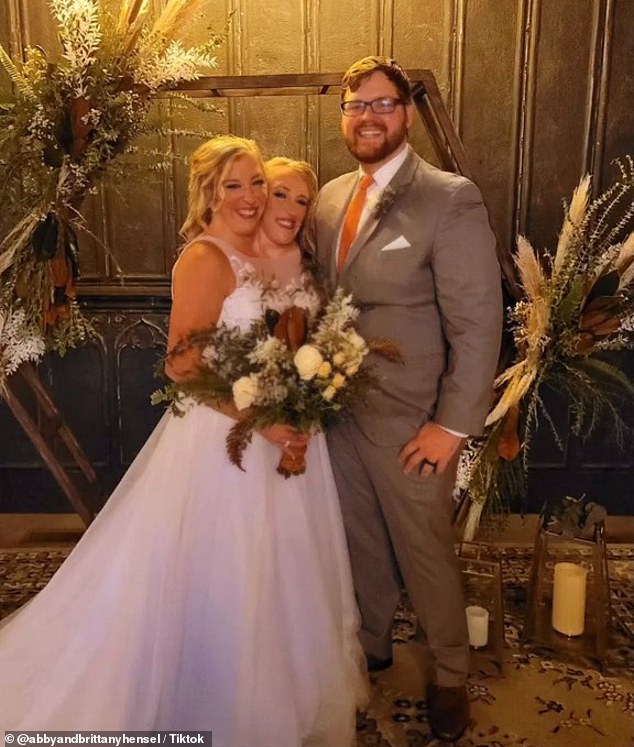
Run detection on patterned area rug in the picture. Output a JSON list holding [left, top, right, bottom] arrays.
[[1, 545, 632, 746], [360, 545, 634, 747]]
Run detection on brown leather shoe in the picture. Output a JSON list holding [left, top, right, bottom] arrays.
[[427, 683, 470, 741]]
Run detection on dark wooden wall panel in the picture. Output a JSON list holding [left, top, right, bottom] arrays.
[[461, 0, 521, 251], [525, 0, 596, 250], [601, 0, 634, 182]]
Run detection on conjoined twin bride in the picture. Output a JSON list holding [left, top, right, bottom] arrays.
[[0, 136, 369, 745]]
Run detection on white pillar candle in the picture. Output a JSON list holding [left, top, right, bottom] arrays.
[[466, 605, 489, 648], [552, 562, 588, 636]]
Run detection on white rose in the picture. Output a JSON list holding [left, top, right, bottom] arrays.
[[332, 352, 346, 366], [294, 345, 324, 380], [322, 385, 337, 401], [232, 375, 259, 411]]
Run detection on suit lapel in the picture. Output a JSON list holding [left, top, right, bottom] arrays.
[[340, 147, 420, 274]]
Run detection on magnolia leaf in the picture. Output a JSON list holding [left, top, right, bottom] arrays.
[[582, 270, 620, 309], [273, 306, 307, 352], [70, 96, 93, 160], [66, 225, 80, 280], [579, 304, 623, 336], [582, 294, 622, 314], [497, 405, 521, 461], [54, 105, 74, 156], [31, 213, 59, 261], [575, 331, 595, 355]]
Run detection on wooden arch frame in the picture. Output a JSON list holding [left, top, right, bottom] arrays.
[[176, 69, 520, 297]]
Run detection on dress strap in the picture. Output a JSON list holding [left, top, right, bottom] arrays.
[[172, 234, 256, 292]]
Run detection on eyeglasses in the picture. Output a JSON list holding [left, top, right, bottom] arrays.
[[340, 97, 405, 117]]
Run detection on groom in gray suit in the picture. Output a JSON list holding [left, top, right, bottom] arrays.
[[313, 56, 503, 742]]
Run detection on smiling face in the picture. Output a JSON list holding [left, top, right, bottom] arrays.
[[259, 167, 312, 248], [341, 70, 413, 171], [211, 154, 267, 238]]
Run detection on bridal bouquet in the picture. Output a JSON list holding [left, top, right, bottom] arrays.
[[0, 0, 220, 385], [153, 287, 400, 477], [458, 159, 634, 539]]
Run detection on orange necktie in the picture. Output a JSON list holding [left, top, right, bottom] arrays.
[[337, 174, 374, 271]]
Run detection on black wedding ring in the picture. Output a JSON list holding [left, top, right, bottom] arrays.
[[419, 457, 438, 474]]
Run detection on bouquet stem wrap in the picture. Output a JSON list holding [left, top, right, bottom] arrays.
[[277, 442, 308, 479]]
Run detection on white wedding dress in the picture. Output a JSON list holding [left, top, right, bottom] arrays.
[[0, 238, 367, 745]]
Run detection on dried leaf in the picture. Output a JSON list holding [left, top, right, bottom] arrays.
[[273, 306, 307, 351], [497, 405, 521, 461], [69, 97, 92, 160], [368, 338, 403, 363], [486, 364, 536, 427], [581, 270, 620, 310], [578, 310, 622, 336]]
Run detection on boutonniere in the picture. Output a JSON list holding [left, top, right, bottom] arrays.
[[369, 185, 397, 220]]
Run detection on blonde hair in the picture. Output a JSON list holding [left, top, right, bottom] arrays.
[[264, 156, 318, 202], [180, 135, 264, 240]]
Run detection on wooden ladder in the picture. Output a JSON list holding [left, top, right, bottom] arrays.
[[2, 363, 100, 526]]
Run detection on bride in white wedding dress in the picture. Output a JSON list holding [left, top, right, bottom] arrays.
[[0, 136, 367, 744]]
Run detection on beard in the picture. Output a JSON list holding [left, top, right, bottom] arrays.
[[343, 122, 408, 164]]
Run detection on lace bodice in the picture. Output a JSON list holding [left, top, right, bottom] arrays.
[[173, 234, 320, 332]]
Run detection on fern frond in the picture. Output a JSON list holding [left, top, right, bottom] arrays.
[[226, 416, 256, 471], [0, 44, 33, 101]]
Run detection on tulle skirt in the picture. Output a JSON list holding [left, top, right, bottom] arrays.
[[0, 405, 367, 745]]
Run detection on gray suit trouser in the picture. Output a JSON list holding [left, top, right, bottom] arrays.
[[327, 417, 470, 687]]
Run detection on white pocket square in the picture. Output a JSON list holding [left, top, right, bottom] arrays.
[[380, 236, 411, 252]]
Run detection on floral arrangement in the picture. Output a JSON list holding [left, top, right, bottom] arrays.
[[0, 0, 220, 387], [458, 159, 634, 539], [153, 287, 399, 478], [369, 185, 396, 220]]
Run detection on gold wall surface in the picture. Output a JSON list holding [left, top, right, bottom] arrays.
[[1, 0, 633, 283]]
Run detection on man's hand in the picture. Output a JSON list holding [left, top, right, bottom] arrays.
[[398, 422, 464, 478]]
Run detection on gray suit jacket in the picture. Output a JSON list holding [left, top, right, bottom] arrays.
[[314, 146, 503, 446]]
